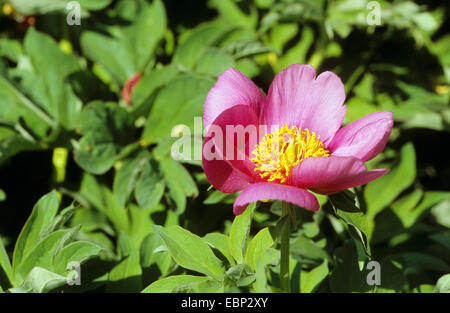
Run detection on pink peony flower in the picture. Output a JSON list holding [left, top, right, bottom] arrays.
[[202, 64, 393, 215]]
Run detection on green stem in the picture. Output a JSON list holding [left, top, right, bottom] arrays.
[[280, 202, 291, 293]]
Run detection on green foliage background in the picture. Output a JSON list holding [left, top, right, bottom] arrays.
[[0, 0, 449, 293]]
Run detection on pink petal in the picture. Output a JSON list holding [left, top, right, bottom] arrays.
[[207, 104, 261, 181], [233, 183, 319, 215], [291, 156, 388, 194], [203, 68, 266, 129], [202, 137, 251, 193], [328, 111, 393, 162], [260, 64, 346, 145]]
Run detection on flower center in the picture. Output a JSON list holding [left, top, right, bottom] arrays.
[[251, 125, 329, 183]]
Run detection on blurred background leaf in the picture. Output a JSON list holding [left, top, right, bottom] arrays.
[[0, 0, 448, 293]]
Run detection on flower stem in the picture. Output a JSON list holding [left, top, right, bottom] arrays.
[[280, 202, 291, 293]]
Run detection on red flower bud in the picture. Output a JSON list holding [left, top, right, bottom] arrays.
[[121, 73, 141, 105]]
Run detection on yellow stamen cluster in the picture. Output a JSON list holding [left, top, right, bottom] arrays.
[[251, 125, 329, 183]]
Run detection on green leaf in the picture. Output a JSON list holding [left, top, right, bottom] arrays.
[[0, 39, 23, 63], [269, 23, 298, 52], [393, 191, 450, 228], [203, 190, 230, 205], [81, 31, 134, 84], [0, 74, 53, 136], [290, 235, 330, 265], [365, 142, 416, 219], [107, 250, 142, 292], [329, 241, 371, 293], [142, 275, 211, 293], [346, 97, 378, 123], [253, 248, 278, 293], [160, 158, 198, 198], [412, 284, 435, 293], [245, 227, 274, 270], [0, 134, 40, 166], [353, 73, 375, 102], [134, 160, 165, 210], [0, 236, 13, 285], [53, 241, 102, 275], [225, 264, 256, 287], [141, 74, 213, 143], [330, 191, 368, 235], [173, 22, 229, 69], [188, 279, 224, 293], [15, 228, 75, 283], [131, 65, 178, 109], [24, 28, 81, 129], [402, 111, 444, 131], [50, 225, 81, 260], [392, 252, 450, 273], [9, 267, 66, 293], [209, 0, 257, 29], [13, 191, 59, 269], [113, 152, 149, 208], [435, 274, 450, 293], [140, 233, 175, 277], [80, 0, 165, 84], [10, 0, 112, 14], [153, 225, 225, 280], [121, 0, 166, 71], [268, 211, 289, 239], [396, 81, 448, 111], [429, 232, 450, 250], [303, 221, 320, 238], [39, 205, 76, 240], [276, 26, 314, 72], [330, 190, 370, 255], [255, 0, 274, 9], [77, 101, 135, 147], [203, 233, 235, 265], [74, 101, 135, 174], [127, 205, 155, 249], [375, 257, 407, 292], [300, 260, 329, 293], [74, 138, 118, 175], [229, 203, 256, 264], [79, 174, 130, 233], [224, 40, 273, 60], [389, 189, 423, 226], [117, 232, 135, 258], [195, 48, 235, 76], [157, 157, 198, 214], [431, 198, 450, 228]]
